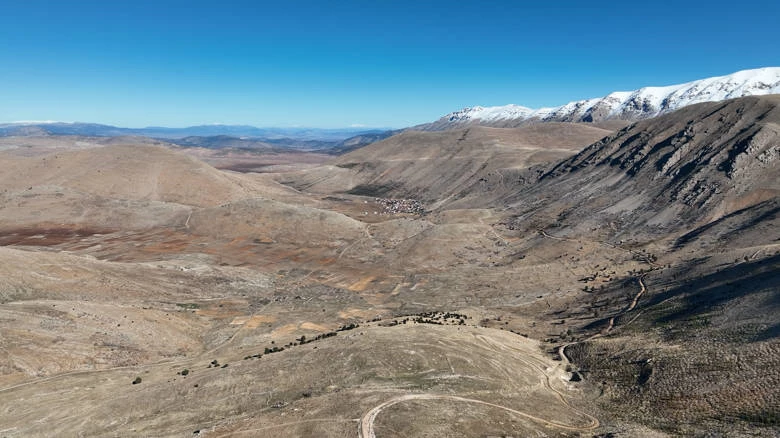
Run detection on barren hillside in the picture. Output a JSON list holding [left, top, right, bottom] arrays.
[[0, 96, 777, 438], [503, 96, 780, 238], [485, 96, 780, 435], [0, 145, 263, 207], [280, 123, 611, 204]]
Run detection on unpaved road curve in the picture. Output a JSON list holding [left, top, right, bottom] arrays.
[[604, 275, 647, 334], [559, 275, 649, 364], [359, 393, 599, 438]]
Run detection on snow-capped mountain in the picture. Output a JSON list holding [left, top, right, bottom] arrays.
[[420, 67, 780, 130]]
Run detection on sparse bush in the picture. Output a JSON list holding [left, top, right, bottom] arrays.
[[176, 303, 200, 310]]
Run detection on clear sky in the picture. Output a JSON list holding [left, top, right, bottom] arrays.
[[1, 0, 779, 128]]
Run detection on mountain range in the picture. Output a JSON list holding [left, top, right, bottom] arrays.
[[4, 67, 779, 156], [420, 67, 780, 130], [0, 122, 390, 142]]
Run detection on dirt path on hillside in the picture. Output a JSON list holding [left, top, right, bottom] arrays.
[[359, 332, 599, 437], [559, 275, 648, 366], [359, 392, 599, 438]]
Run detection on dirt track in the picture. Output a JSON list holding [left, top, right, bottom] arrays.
[[359, 392, 599, 438]]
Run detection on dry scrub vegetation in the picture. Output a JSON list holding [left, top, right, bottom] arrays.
[[0, 98, 778, 437]]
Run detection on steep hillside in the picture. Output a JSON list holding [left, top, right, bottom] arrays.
[[421, 67, 780, 130], [279, 124, 611, 204], [488, 95, 780, 436], [503, 95, 779, 239]]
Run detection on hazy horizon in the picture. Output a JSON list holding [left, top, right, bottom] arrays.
[[0, 120, 395, 130]]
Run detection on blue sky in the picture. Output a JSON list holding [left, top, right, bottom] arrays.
[[1, 0, 778, 128]]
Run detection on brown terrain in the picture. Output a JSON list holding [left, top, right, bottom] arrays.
[[278, 123, 611, 205], [0, 96, 777, 437]]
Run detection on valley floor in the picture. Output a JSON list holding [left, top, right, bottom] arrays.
[[0, 112, 777, 437]]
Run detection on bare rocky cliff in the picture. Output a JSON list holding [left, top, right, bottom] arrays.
[[500, 96, 779, 241]]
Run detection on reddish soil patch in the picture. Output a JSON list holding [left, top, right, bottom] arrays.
[[0, 226, 117, 247]]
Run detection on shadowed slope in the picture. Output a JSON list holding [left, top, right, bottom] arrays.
[[279, 124, 611, 204], [497, 96, 780, 436], [505, 96, 780, 239]]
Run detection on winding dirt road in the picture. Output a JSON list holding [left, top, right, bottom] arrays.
[[359, 332, 599, 438], [359, 393, 599, 438], [559, 275, 648, 365]]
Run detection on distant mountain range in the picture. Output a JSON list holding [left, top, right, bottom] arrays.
[[420, 67, 780, 130], [0, 122, 391, 142], [0, 122, 398, 153], [5, 67, 780, 150], [166, 131, 399, 154]]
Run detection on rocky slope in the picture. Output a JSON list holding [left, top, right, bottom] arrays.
[[460, 96, 780, 240], [486, 95, 780, 435]]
